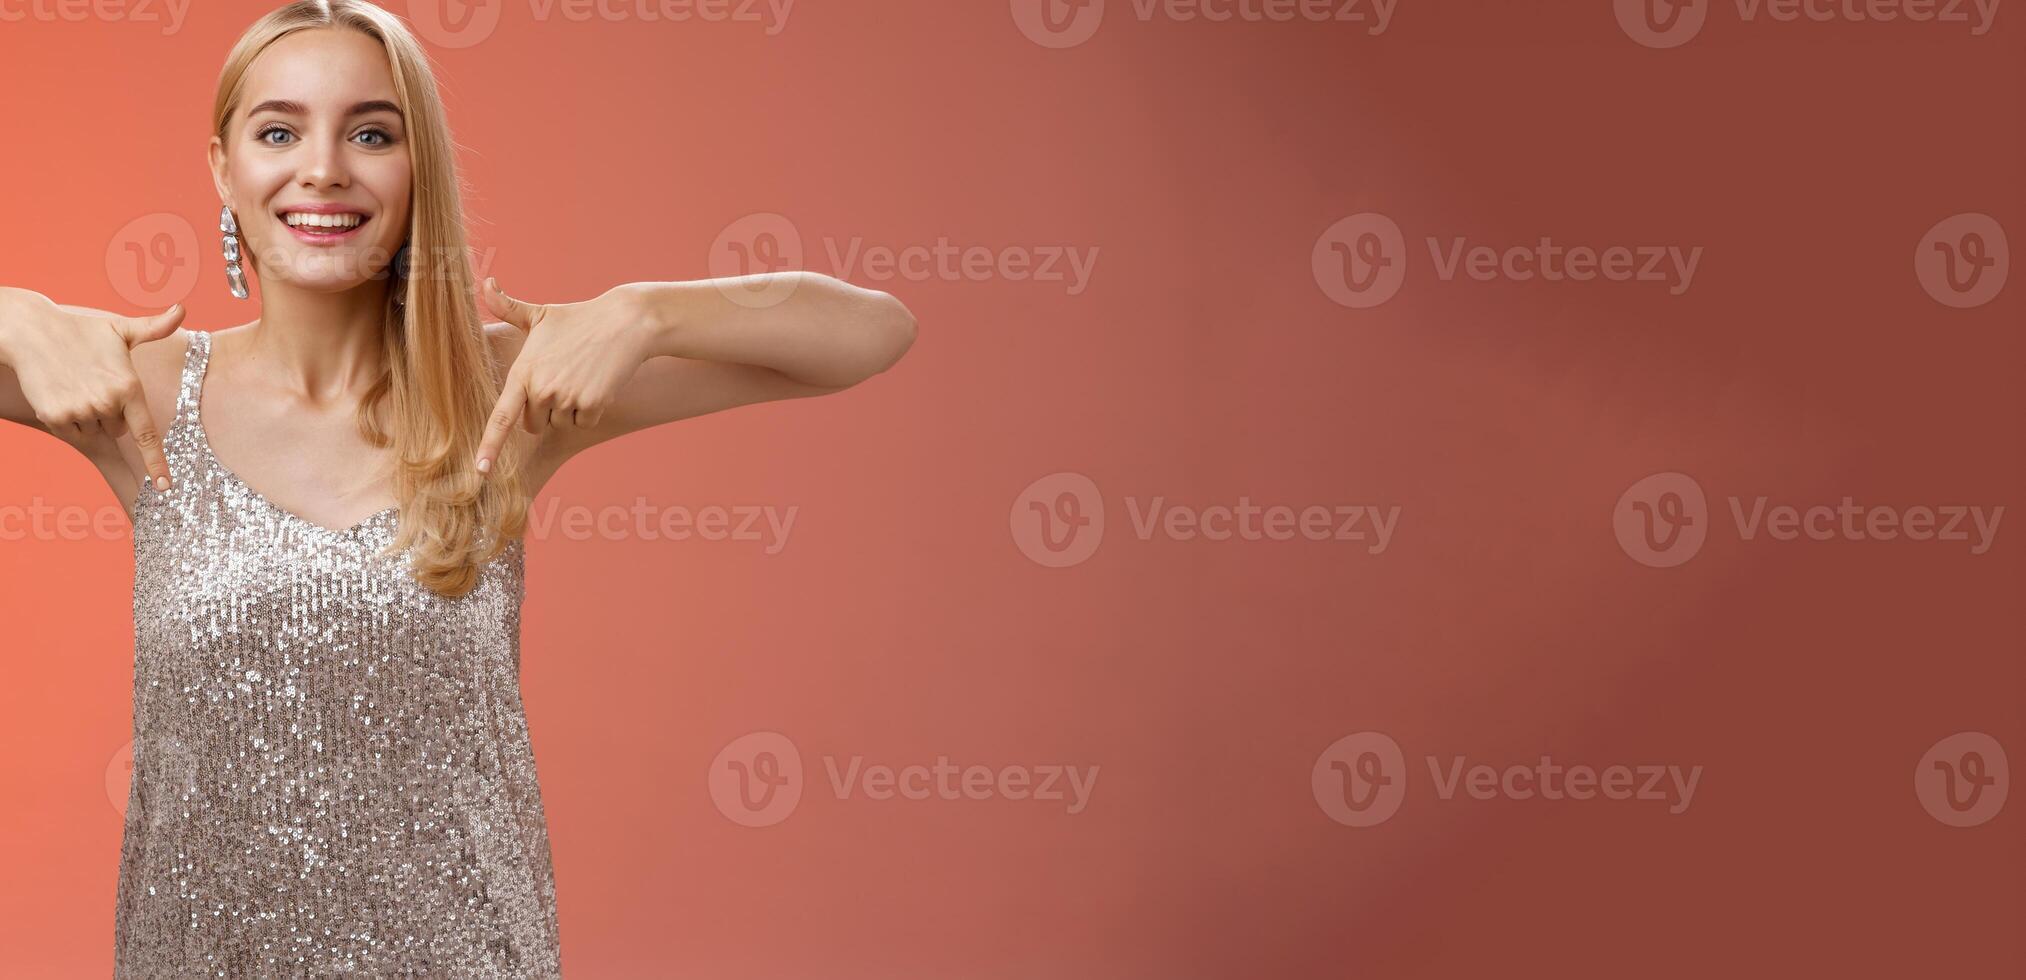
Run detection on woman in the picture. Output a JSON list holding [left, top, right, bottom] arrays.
[[0, 1, 915, 975]]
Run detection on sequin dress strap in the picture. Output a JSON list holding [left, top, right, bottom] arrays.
[[172, 329, 212, 428]]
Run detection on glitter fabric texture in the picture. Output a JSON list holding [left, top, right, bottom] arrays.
[[114, 330, 562, 977]]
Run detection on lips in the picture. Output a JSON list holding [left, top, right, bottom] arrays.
[[276, 208, 372, 245]]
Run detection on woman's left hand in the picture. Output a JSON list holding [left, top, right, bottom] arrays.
[[475, 277, 659, 475]]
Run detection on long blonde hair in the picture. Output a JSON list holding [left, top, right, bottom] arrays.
[[213, 0, 527, 598]]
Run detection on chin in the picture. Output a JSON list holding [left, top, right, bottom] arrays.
[[265, 272, 385, 296]]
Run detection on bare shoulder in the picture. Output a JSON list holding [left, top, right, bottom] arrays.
[[127, 327, 196, 430], [129, 325, 193, 373]]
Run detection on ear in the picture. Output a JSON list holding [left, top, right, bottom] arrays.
[[207, 135, 231, 208]]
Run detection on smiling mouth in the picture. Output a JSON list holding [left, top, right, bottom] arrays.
[[278, 211, 371, 240]]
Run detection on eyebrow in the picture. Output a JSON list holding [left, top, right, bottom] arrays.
[[246, 99, 403, 120]]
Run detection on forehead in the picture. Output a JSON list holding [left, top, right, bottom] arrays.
[[241, 27, 397, 108]]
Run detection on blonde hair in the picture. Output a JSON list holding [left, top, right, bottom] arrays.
[[211, 0, 527, 598]]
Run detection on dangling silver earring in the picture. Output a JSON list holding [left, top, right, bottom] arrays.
[[220, 205, 248, 299]]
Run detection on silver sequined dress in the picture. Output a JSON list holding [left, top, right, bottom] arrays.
[[114, 330, 562, 977]]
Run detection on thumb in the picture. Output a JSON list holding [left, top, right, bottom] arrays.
[[481, 277, 540, 332], [117, 304, 185, 348]]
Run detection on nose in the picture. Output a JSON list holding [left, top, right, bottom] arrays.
[[296, 132, 351, 190]]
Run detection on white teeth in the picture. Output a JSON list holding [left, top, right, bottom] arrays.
[[282, 212, 364, 229]]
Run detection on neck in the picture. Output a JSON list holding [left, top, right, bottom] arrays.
[[241, 280, 394, 403]]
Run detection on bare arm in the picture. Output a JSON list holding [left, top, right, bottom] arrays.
[[476, 272, 917, 479]]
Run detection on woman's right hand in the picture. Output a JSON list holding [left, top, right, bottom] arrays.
[[0, 287, 184, 491]]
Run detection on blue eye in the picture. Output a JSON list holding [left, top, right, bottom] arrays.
[[252, 125, 397, 147]]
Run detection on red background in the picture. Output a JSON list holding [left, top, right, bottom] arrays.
[[1, 1, 2019, 976]]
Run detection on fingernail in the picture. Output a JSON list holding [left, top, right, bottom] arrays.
[[486, 277, 498, 291], [154, 476, 169, 492], [476, 456, 492, 475]]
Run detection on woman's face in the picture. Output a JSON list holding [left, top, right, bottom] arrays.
[[209, 27, 412, 297]]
